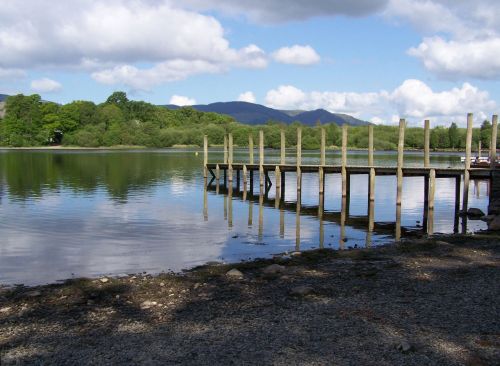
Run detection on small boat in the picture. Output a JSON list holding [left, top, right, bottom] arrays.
[[460, 156, 498, 168]]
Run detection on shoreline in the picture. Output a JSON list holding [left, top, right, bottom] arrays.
[[1, 233, 498, 364]]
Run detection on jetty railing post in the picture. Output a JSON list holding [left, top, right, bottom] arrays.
[[491, 115, 498, 169], [249, 134, 254, 165], [297, 127, 302, 191], [275, 165, 281, 208], [341, 124, 348, 197], [280, 129, 286, 165], [223, 135, 228, 164], [396, 119, 405, 205], [228, 133, 233, 183], [424, 119, 430, 168], [319, 127, 325, 194], [368, 125, 375, 202], [203, 135, 208, 179], [216, 163, 220, 181], [259, 130, 264, 189], [463, 113, 473, 212]]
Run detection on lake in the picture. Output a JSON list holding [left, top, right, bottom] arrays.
[[0, 149, 490, 285]]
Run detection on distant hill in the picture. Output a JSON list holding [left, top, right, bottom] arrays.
[[163, 101, 370, 126], [0, 94, 9, 102]]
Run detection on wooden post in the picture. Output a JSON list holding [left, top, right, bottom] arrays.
[[396, 119, 405, 205], [243, 165, 248, 186], [275, 165, 281, 189], [297, 127, 302, 191], [319, 167, 324, 194], [223, 135, 228, 164], [368, 125, 374, 166], [216, 164, 220, 180], [320, 128, 326, 166], [424, 119, 430, 168], [280, 129, 286, 165], [341, 124, 348, 197], [295, 193, 301, 251], [259, 130, 264, 188], [228, 133, 233, 182], [203, 135, 208, 178], [369, 168, 375, 201], [491, 115, 498, 169], [319, 193, 324, 249], [463, 113, 473, 211], [249, 134, 254, 165], [428, 168, 436, 210]]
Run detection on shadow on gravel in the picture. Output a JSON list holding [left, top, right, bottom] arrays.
[[0, 240, 499, 365]]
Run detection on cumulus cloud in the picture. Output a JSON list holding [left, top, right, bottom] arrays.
[[237, 91, 256, 103], [30, 77, 62, 93], [180, 0, 388, 23], [265, 80, 496, 126], [0, 0, 269, 90], [272, 45, 320, 65], [386, 0, 500, 79], [169, 95, 196, 106]]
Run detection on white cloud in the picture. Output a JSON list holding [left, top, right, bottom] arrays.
[[408, 37, 500, 79], [179, 0, 388, 23], [30, 77, 62, 93], [265, 80, 497, 126], [0, 0, 269, 90], [237, 91, 256, 103], [169, 95, 196, 106], [386, 0, 500, 79], [0, 67, 26, 80], [272, 45, 320, 65]]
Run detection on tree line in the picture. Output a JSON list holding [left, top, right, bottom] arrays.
[[0, 92, 497, 150]]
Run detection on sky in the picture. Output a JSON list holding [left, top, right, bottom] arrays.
[[0, 0, 499, 126]]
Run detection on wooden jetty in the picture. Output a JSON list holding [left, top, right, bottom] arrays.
[[203, 114, 498, 236]]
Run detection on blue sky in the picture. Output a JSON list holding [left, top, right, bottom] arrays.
[[0, 0, 499, 126]]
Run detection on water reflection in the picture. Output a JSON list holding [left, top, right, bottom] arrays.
[[0, 149, 491, 286]]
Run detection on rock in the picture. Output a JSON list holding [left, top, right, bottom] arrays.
[[226, 268, 244, 279], [159, 282, 165, 287], [396, 340, 413, 353], [99, 278, 109, 283], [480, 215, 495, 222], [467, 208, 485, 218], [26, 290, 41, 298], [87, 300, 94, 305], [140, 300, 158, 309], [262, 264, 286, 275], [290, 251, 302, 257], [488, 215, 500, 231], [0, 307, 11, 313], [290, 285, 314, 297]]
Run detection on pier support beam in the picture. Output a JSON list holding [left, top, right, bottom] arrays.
[[396, 119, 405, 205], [368, 125, 374, 167], [280, 129, 286, 165], [491, 114, 498, 170], [249, 134, 254, 165], [424, 120, 430, 168], [259, 130, 264, 189], [228, 133, 233, 183], [297, 128, 302, 191], [320, 128, 326, 166], [369, 168, 375, 202], [341, 124, 348, 197], [203, 135, 208, 178], [223, 135, 228, 164]]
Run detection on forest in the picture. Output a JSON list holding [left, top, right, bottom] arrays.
[[0, 92, 497, 150]]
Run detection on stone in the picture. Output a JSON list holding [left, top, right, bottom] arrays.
[[226, 268, 244, 279], [290, 251, 302, 257], [26, 290, 41, 297], [140, 300, 158, 309], [99, 278, 109, 283], [396, 340, 413, 353], [159, 282, 165, 287], [290, 285, 314, 297], [467, 208, 485, 217], [488, 215, 500, 231], [480, 215, 495, 222], [262, 264, 286, 275], [0, 307, 11, 313]]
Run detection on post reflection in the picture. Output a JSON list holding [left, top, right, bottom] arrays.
[[318, 193, 324, 249], [296, 189, 301, 251], [228, 185, 233, 229], [340, 196, 346, 249], [258, 192, 264, 241], [395, 204, 401, 241], [366, 200, 374, 247], [248, 199, 253, 227], [203, 178, 208, 221]]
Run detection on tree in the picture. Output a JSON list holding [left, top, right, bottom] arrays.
[[448, 122, 459, 149]]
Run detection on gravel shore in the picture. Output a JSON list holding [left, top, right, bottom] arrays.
[[1, 235, 499, 365]]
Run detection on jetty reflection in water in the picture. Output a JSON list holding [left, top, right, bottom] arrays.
[[205, 171, 491, 250]]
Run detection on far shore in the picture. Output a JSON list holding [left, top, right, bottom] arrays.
[[0, 145, 480, 153]]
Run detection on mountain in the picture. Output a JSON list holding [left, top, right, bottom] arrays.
[[0, 94, 9, 102], [164, 101, 370, 126]]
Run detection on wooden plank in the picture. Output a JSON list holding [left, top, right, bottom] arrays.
[[320, 128, 326, 166], [463, 113, 473, 211], [368, 125, 374, 166], [203, 135, 208, 178], [424, 119, 430, 167], [491, 114, 498, 169], [249, 134, 254, 165], [280, 129, 286, 165], [396, 118, 405, 205], [342, 124, 348, 197]]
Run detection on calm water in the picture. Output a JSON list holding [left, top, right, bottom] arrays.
[[0, 149, 490, 285]]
